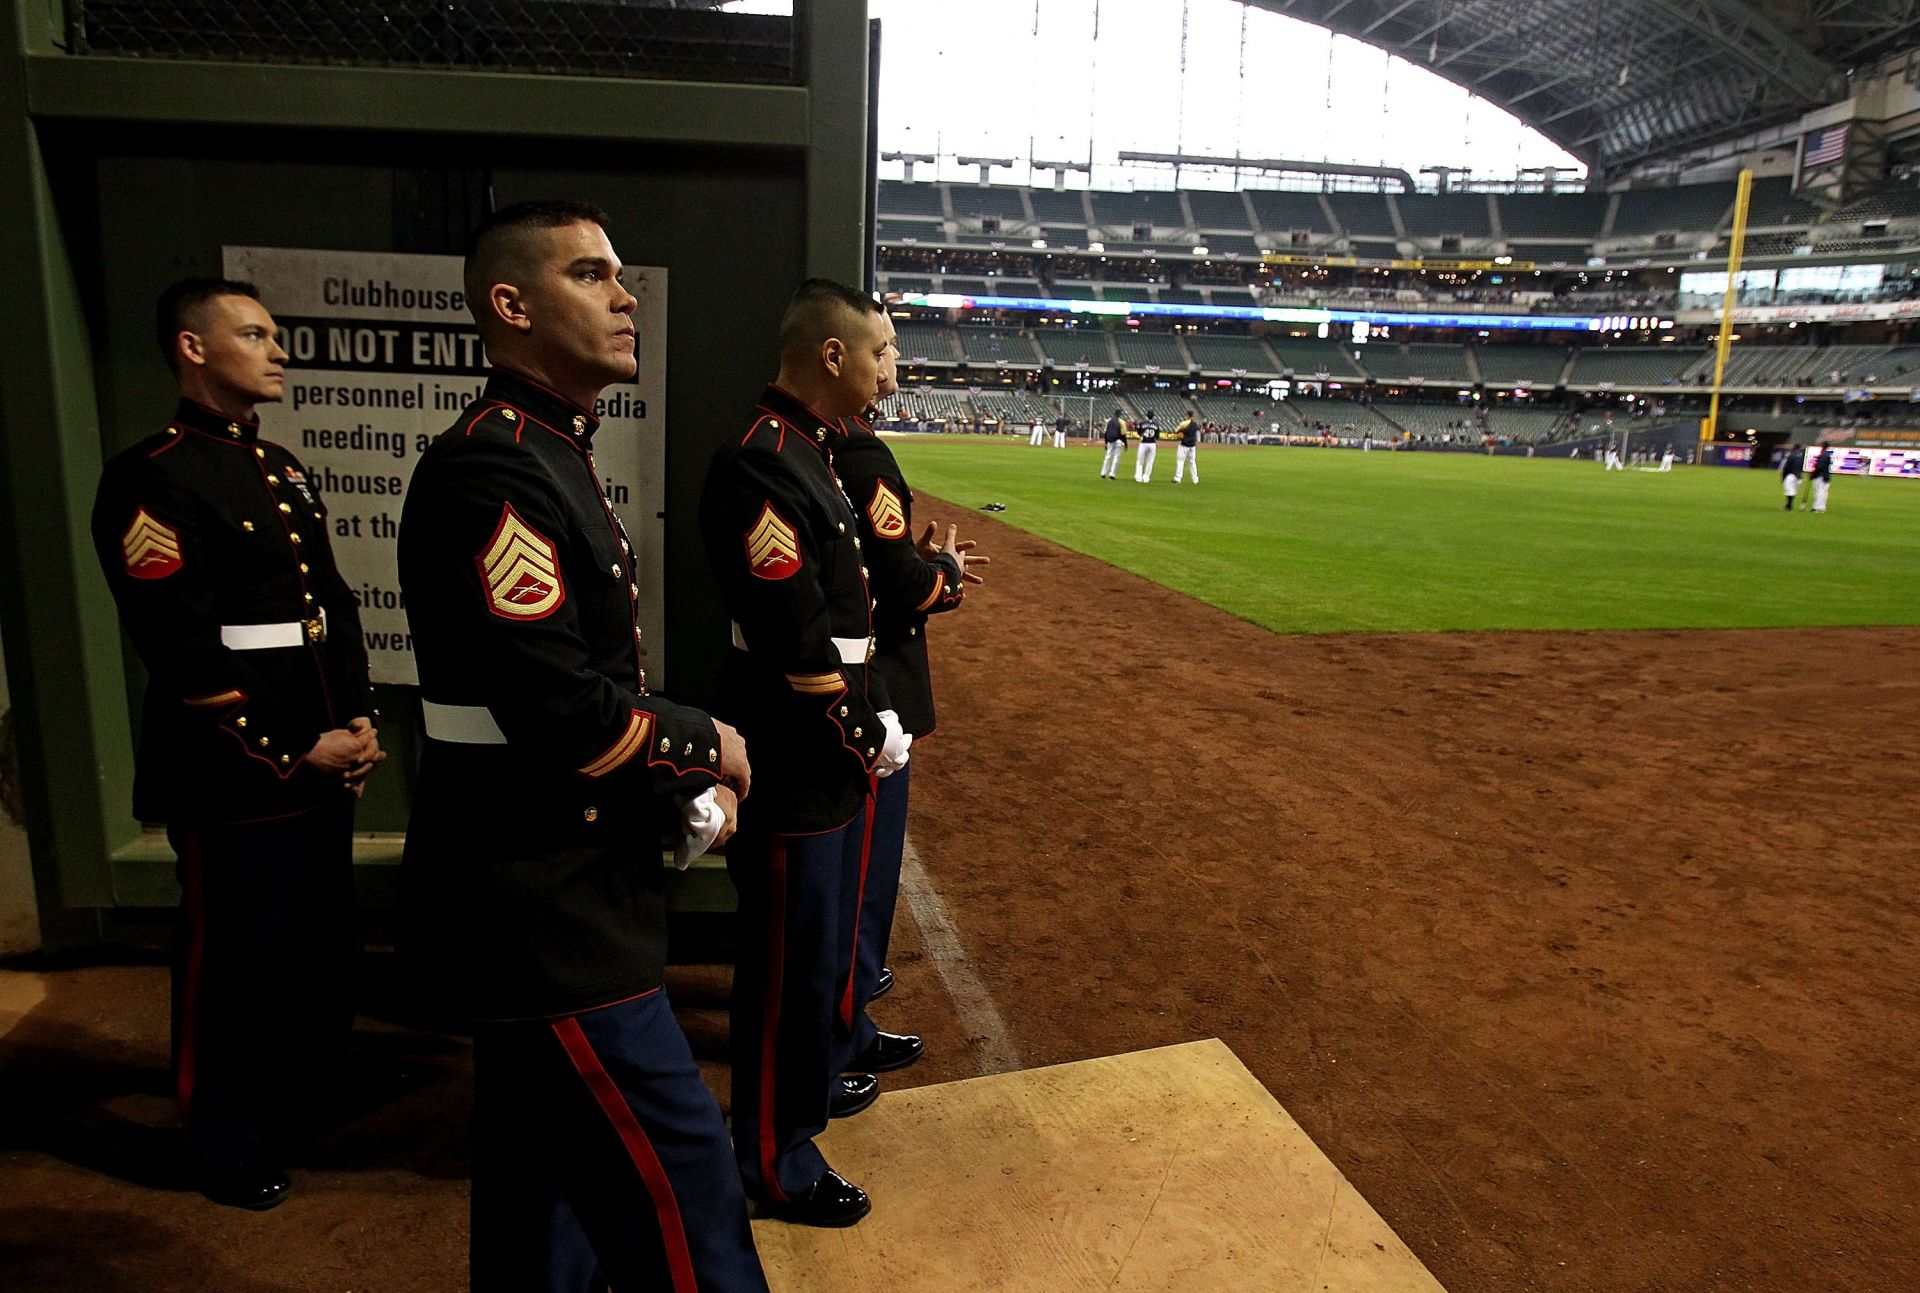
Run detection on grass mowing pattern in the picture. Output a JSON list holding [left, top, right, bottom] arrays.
[[889, 438, 1920, 633]]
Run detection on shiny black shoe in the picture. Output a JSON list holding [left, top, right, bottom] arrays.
[[871, 965, 895, 1000], [763, 1169, 871, 1228], [197, 1160, 291, 1211], [855, 1030, 924, 1073], [830, 1072, 879, 1119]]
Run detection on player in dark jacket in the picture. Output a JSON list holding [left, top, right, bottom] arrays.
[[1134, 412, 1162, 482], [1779, 441, 1804, 511], [1100, 410, 1127, 479], [1810, 444, 1834, 512], [1172, 408, 1201, 484], [92, 278, 382, 1210]]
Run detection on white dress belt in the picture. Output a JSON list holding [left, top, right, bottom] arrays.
[[421, 700, 509, 745], [221, 607, 327, 650], [730, 621, 872, 665]]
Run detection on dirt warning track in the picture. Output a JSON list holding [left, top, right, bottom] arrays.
[[897, 494, 1920, 1292]]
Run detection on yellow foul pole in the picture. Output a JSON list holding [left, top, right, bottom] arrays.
[[1703, 168, 1754, 451]]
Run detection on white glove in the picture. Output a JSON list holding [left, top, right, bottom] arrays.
[[673, 787, 725, 870], [875, 709, 912, 778]]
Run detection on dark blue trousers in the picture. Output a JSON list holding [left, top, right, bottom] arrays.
[[844, 764, 910, 1065], [471, 990, 767, 1293], [166, 797, 356, 1169], [726, 805, 868, 1202]]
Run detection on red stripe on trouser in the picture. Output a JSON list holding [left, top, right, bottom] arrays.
[[758, 837, 790, 1203], [176, 830, 206, 1122], [550, 1014, 699, 1293], [839, 786, 878, 1032]]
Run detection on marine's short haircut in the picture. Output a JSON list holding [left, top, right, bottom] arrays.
[[778, 277, 882, 358], [156, 278, 261, 372], [462, 199, 612, 327]]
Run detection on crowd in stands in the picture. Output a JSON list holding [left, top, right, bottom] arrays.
[[875, 173, 1920, 329]]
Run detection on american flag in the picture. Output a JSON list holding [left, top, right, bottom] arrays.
[[1803, 125, 1849, 168]]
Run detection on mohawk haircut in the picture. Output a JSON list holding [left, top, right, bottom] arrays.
[[778, 277, 882, 359], [462, 199, 613, 329], [156, 278, 261, 372]]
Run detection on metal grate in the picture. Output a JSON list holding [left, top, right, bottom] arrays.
[[69, 1, 798, 85]]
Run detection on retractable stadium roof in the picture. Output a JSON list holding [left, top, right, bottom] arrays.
[[1253, 0, 1920, 175]]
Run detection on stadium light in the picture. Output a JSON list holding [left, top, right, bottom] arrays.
[[956, 155, 1016, 185], [881, 150, 937, 182]]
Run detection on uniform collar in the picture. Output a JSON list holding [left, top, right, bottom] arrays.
[[172, 397, 261, 444], [759, 384, 849, 453], [486, 368, 602, 444]]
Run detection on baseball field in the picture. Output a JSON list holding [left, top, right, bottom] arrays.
[[885, 438, 1920, 633], [4, 439, 1915, 1290], [876, 437, 1920, 1290]]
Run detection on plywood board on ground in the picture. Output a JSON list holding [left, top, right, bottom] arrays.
[[753, 1038, 1445, 1292]]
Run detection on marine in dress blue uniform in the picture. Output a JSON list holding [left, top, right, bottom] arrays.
[[700, 279, 908, 1229], [398, 202, 766, 1292], [833, 407, 973, 1073], [91, 279, 383, 1211]]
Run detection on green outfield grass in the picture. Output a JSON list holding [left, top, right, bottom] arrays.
[[886, 438, 1920, 633]]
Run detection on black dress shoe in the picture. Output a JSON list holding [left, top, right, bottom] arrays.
[[830, 1072, 879, 1119], [763, 1169, 871, 1228], [198, 1160, 291, 1211], [871, 965, 895, 1000], [855, 1031, 924, 1073]]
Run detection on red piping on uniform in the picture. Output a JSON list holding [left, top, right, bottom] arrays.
[[758, 837, 790, 1203], [217, 721, 309, 780], [765, 385, 843, 440], [645, 753, 723, 782], [816, 689, 877, 774], [464, 402, 510, 437], [148, 432, 188, 458], [176, 829, 206, 1125], [841, 784, 878, 1032], [551, 1016, 700, 1293], [546, 985, 660, 1019], [501, 370, 601, 427]]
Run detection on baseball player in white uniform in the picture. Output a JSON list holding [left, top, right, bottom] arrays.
[[1099, 411, 1127, 480], [1133, 413, 1161, 483], [1780, 443, 1803, 510], [1172, 409, 1200, 484]]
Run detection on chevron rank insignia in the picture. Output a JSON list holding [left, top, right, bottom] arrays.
[[477, 503, 565, 619], [122, 507, 183, 580], [745, 502, 801, 581], [867, 480, 908, 540]]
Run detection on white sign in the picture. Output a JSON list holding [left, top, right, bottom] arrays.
[[1673, 298, 1920, 327], [223, 246, 668, 686]]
